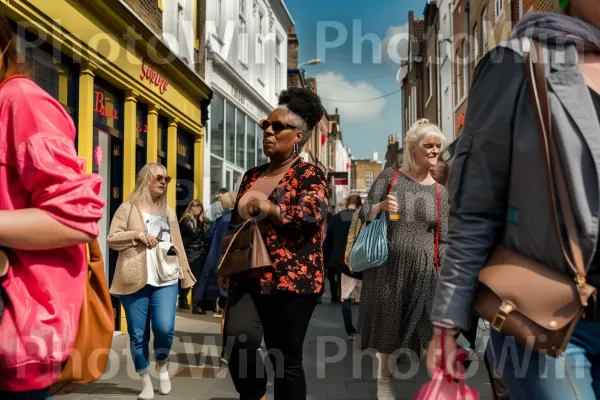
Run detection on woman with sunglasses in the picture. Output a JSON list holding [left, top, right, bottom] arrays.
[[108, 163, 196, 399], [223, 88, 329, 400], [178, 199, 208, 312]]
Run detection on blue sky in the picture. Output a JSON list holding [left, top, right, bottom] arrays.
[[286, 0, 425, 160]]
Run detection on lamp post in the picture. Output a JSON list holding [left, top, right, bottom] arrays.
[[297, 59, 323, 68]]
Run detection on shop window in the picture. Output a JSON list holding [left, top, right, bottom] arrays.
[[226, 101, 235, 163], [236, 108, 246, 168], [15, 25, 79, 135], [136, 103, 148, 174], [93, 79, 124, 137], [257, 121, 268, 165], [210, 156, 223, 200], [158, 116, 169, 168], [210, 94, 224, 158], [247, 121, 256, 169]]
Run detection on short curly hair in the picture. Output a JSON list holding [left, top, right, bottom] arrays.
[[277, 88, 326, 146]]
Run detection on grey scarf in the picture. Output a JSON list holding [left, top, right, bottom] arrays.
[[512, 12, 600, 53]]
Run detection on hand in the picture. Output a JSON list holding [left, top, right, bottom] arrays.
[[219, 276, 230, 291], [138, 232, 159, 248], [378, 195, 399, 213], [245, 198, 261, 218], [426, 331, 460, 379]]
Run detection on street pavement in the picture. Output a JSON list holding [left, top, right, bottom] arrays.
[[55, 292, 493, 400]]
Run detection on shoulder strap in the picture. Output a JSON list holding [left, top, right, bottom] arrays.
[[387, 169, 399, 195], [434, 182, 441, 271], [524, 39, 586, 285]]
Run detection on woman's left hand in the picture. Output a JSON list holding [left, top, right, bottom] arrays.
[[426, 329, 461, 379]]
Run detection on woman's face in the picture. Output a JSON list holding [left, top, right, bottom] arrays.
[[191, 201, 203, 218], [570, 0, 600, 28], [149, 168, 169, 198], [262, 108, 304, 159], [413, 135, 442, 170]]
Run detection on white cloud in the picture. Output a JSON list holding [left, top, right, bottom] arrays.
[[381, 24, 409, 63], [314, 72, 386, 124]]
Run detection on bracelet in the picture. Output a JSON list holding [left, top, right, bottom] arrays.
[[433, 322, 459, 336]]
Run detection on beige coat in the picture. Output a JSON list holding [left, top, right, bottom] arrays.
[[107, 201, 196, 296], [344, 207, 365, 266]]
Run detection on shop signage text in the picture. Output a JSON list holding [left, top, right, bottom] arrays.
[[232, 87, 246, 105], [94, 91, 119, 120], [136, 123, 148, 133], [140, 58, 169, 94]]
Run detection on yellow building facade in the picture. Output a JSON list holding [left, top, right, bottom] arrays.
[[1, 0, 211, 332]]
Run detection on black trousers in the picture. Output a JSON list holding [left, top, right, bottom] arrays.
[[0, 389, 49, 399], [223, 277, 318, 400], [326, 268, 340, 302]]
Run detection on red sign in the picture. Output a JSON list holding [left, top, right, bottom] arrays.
[[334, 178, 348, 185], [94, 91, 119, 120], [140, 58, 169, 94]]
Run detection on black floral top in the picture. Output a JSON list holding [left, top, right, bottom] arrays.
[[231, 159, 329, 294]]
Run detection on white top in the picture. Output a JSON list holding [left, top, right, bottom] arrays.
[[142, 211, 177, 287]]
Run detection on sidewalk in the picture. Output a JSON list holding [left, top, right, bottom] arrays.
[[55, 294, 493, 400]]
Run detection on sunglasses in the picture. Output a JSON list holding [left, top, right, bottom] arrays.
[[154, 174, 172, 184], [259, 119, 300, 133], [191, 203, 202, 208]]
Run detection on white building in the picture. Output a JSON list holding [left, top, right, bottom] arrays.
[[437, 0, 455, 142], [204, 0, 294, 206]]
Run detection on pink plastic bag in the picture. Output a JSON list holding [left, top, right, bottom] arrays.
[[414, 349, 479, 400]]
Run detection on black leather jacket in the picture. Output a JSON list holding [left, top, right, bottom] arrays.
[[179, 216, 206, 252]]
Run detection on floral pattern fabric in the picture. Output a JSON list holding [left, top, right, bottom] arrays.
[[231, 159, 329, 294]]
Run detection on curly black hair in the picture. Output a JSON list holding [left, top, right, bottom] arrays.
[[277, 88, 326, 131]]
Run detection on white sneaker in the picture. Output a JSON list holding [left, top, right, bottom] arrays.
[[157, 364, 171, 395], [138, 374, 154, 400]]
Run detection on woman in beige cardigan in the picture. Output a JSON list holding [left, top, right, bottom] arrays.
[[108, 163, 195, 400]]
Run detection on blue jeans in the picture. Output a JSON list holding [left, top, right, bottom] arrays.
[[121, 283, 179, 373], [341, 299, 356, 335], [489, 320, 600, 400]]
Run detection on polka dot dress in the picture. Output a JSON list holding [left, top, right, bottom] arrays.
[[357, 168, 449, 356]]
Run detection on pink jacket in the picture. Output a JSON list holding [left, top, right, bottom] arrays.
[[0, 76, 104, 391]]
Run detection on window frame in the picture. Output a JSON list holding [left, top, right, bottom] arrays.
[[482, 8, 489, 54], [463, 39, 469, 98], [495, 0, 504, 21], [426, 56, 433, 107], [238, 0, 248, 68]]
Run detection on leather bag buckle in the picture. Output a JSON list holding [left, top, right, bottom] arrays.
[[491, 301, 514, 332]]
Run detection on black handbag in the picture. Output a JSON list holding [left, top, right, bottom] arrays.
[[0, 247, 9, 324]]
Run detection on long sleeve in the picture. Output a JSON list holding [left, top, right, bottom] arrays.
[[168, 208, 196, 288], [279, 166, 329, 229], [10, 79, 104, 236], [107, 203, 140, 251], [431, 48, 523, 331]]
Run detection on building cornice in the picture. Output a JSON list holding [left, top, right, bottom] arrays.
[[268, 0, 294, 28], [84, 0, 212, 99], [208, 50, 274, 113]]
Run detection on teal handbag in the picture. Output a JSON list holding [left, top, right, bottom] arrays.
[[349, 170, 399, 272]]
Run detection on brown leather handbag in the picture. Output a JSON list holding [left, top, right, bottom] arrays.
[[49, 239, 115, 395], [474, 39, 596, 357], [218, 218, 272, 277]]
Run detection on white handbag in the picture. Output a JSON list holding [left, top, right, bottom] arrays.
[[155, 242, 181, 282]]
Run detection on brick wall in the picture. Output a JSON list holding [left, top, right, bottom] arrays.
[[287, 26, 300, 88], [534, 0, 555, 11], [123, 0, 163, 34], [195, 0, 206, 77], [492, 0, 513, 46]]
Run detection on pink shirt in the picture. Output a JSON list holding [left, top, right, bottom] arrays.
[[0, 76, 104, 391]]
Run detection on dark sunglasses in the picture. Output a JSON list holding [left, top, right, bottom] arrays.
[[191, 203, 202, 208], [154, 174, 172, 184], [259, 119, 299, 133]]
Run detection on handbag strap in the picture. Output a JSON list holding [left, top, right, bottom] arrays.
[[524, 39, 587, 286], [216, 218, 253, 271], [434, 182, 441, 271]]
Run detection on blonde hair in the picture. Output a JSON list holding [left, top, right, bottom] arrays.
[[128, 163, 168, 214], [179, 199, 204, 223], [401, 119, 446, 172], [220, 192, 237, 209]]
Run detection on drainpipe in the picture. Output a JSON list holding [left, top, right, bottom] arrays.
[[465, 1, 471, 86]]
